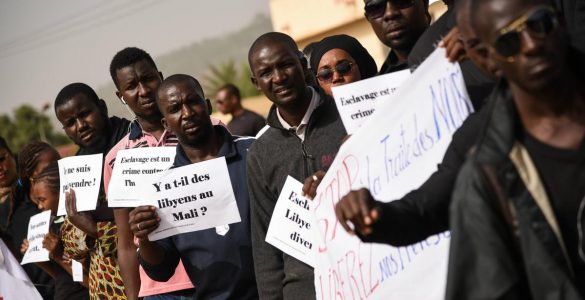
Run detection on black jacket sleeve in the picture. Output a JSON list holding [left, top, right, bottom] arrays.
[[359, 110, 486, 246]]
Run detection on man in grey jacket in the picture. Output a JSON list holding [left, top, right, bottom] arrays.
[[246, 32, 346, 299]]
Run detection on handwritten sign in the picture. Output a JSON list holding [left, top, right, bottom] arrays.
[[108, 147, 176, 207], [332, 69, 410, 134], [57, 154, 103, 216], [266, 176, 316, 267], [0, 240, 43, 299], [144, 157, 241, 241], [21, 211, 52, 265], [72, 260, 83, 282], [312, 48, 473, 299]]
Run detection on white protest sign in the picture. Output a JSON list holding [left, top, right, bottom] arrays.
[[0, 240, 43, 299], [72, 260, 83, 282], [108, 147, 176, 207], [312, 48, 473, 299], [332, 69, 410, 134], [266, 176, 316, 267], [57, 153, 103, 216], [21, 210, 52, 265], [144, 157, 241, 241]]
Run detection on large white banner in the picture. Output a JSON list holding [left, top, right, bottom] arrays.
[[57, 153, 103, 215], [21, 210, 52, 265], [144, 157, 242, 241], [332, 69, 410, 134], [312, 48, 473, 300], [0, 240, 42, 299], [108, 147, 176, 207]]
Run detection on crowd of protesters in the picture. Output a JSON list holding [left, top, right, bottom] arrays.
[[0, 0, 584, 299]]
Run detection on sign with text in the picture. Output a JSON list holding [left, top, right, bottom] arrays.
[[108, 147, 176, 207], [0, 240, 43, 299], [312, 48, 473, 299], [57, 154, 103, 216], [144, 157, 241, 241], [332, 69, 410, 134], [266, 176, 316, 267], [21, 211, 52, 265]]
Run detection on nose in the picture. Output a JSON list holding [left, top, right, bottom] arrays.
[[181, 103, 194, 119], [519, 31, 542, 55], [138, 81, 151, 98], [331, 69, 345, 84], [75, 117, 88, 131], [272, 68, 287, 84]]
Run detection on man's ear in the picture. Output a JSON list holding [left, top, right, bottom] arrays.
[[206, 99, 213, 115], [161, 117, 170, 132], [158, 71, 164, 80], [97, 99, 108, 116], [250, 76, 260, 91]]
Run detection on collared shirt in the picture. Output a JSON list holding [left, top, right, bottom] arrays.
[[379, 50, 409, 75], [276, 86, 319, 141]]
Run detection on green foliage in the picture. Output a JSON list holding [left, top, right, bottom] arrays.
[[0, 104, 69, 152], [202, 60, 260, 99]]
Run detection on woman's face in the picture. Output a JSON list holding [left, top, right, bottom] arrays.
[[316, 48, 361, 96], [31, 181, 59, 215], [0, 148, 17, 188]]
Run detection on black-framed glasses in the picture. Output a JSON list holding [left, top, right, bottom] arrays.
[[364, 0, 415, 20], [316, 61, 354, 82], [491, 6, 558, 61]]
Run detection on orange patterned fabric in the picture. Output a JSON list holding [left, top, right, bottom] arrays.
[[61, 219, 127, 299]]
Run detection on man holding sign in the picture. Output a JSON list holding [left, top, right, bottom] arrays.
[[129, 74, 258, 299]]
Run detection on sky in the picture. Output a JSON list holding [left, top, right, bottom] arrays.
[[0, 0, 270, 117]]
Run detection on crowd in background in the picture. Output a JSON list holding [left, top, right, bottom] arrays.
[[0, 0, 584, 299]]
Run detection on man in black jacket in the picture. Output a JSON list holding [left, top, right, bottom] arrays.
[[446, 0, 585, 297], [246, 32, 346, 299]]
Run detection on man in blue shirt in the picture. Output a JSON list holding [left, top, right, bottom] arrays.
[[128, 74, 258, 300]]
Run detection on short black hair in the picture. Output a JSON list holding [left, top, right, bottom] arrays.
[[54, 82, 100, 113], [156, 74, 205, 107], [248, 32, 301, 67], [218, 83, 241, 101], [109, 47, 158, 88], [0, 136, 12, 155]]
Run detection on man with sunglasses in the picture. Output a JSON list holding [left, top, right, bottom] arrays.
[[363, 0, 430, 74], [446, 0, 585, 298]]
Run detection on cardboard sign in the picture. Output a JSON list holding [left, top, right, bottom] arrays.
[[312, 48, 473, 299], [57, 154, 103, 216], [144, 157, 241, 241], [108, 147, 176, 207], [21, 211, 51, 265], [332, 69, 410, 134], [266, 176, 316, 267]]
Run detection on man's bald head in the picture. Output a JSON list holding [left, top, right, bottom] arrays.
[[248, 32, 301, 66]]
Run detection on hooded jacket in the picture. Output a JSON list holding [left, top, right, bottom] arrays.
[[247, 88, 346, 299], [446, 80, 583, 299]]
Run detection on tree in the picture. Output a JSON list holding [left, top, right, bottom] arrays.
[[202, 59, 261, 99], [0, 104, 69, 152]]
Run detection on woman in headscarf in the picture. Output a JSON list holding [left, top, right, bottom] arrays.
[[310, 34, 378, 97]]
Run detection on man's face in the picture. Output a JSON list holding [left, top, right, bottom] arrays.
[[476, 0, 566, 92], [364, 0, 429, 52], [215, 89, 235, 115], [56, 94, 108, 148], [250, 41, 308, 110], [158, 80, 213, 147], [0, 148, 17, 188], [115, 59, 163, 121]]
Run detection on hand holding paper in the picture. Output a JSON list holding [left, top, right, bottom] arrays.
[[301, 170, 325, 199], [65, 189, 97, 237], [335, 188, 380, 236], [129, 206, 160, 243], [42, 232, 63, 260]]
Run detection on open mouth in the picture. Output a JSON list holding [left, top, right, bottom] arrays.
[[79, 130, 95, 143], [274, 86, 294, 97], [183, 122, 200, 134]]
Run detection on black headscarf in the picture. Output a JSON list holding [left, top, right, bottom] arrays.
[[310, 34, 378, 80]]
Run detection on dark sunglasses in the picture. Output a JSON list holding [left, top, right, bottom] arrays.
[[491, 6, 558, 60], [316, 61, 354, 82], [364, 0, 415, 20]]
